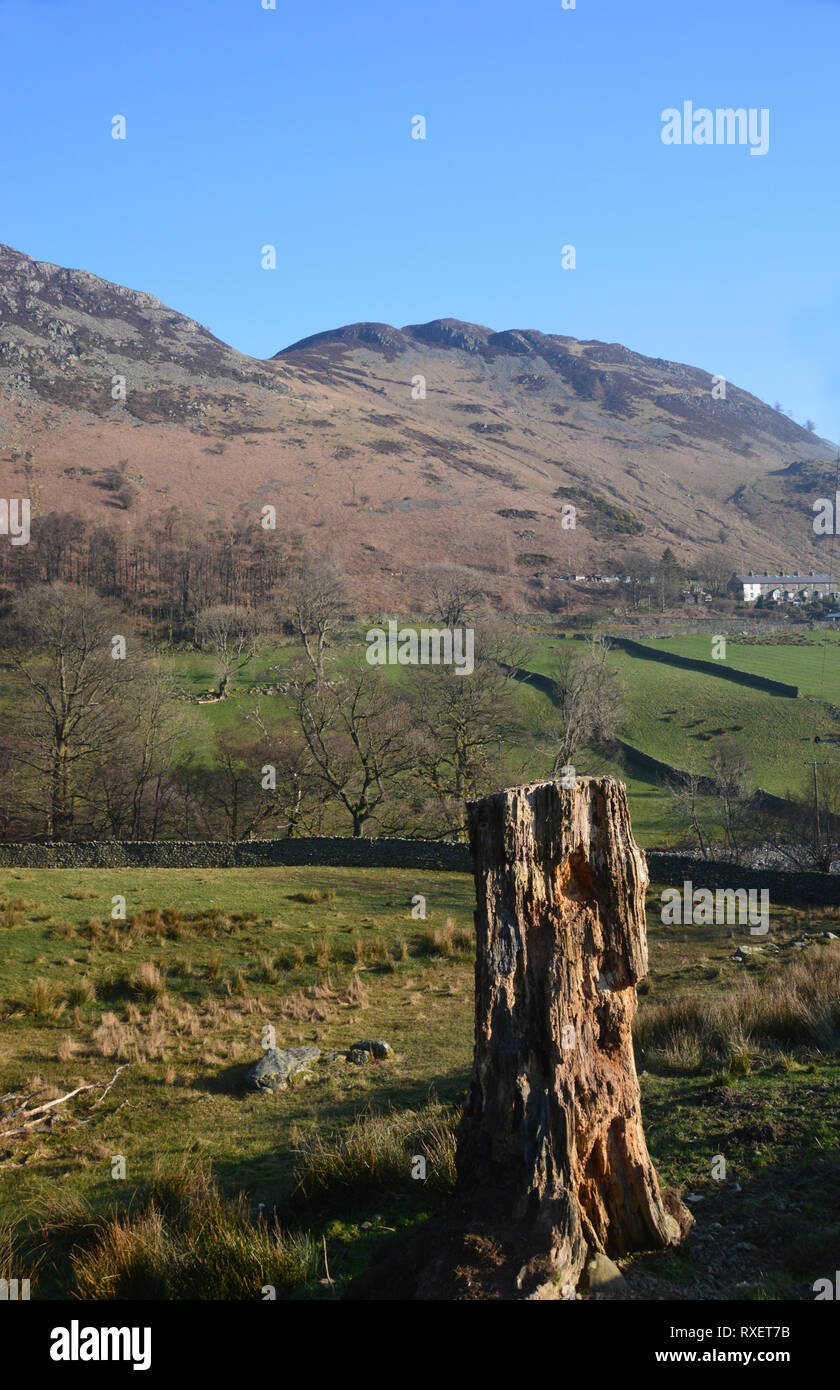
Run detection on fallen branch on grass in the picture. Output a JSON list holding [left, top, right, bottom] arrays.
[[0, 1064, 130, 1140]]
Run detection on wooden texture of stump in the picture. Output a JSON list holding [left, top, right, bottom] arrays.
[[455, 775, 690, 1297]]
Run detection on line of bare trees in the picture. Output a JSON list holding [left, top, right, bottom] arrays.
[[0, 509, 302, 639], [0, 572, 625, 843]]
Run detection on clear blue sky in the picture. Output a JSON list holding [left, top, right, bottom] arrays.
[[1, 0, 838, 442]]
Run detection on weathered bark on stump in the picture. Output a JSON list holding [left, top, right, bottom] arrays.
[[455, 775, 690, 1297]]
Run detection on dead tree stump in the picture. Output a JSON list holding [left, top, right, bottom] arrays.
[[453, 776, 690, 1298]]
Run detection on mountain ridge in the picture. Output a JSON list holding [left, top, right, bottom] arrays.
[[1, 243, 834, 609]]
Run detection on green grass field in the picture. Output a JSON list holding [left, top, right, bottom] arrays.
[[2, 866, 839, 1300], [525, 630, 840, 805], [608, 650, 835, 788], [644, 631, 840, 701], [0, 866, 473, 1296]]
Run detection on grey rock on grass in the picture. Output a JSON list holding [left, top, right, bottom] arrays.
[[245, 1045, 320, 1092]]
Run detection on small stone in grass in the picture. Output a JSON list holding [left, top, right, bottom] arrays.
[[349, 1039, 392, 1059]]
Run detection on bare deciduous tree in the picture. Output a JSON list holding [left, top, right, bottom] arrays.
[[427, 566, 484, 628], [279, 557, 347, 680], [666, 771, 714, 859], [622, 551, 653, 610], [697, 547, 738, 599], [194, 604, 266, 699], [708, 739, 752, 862], [176, 728, 280, 842], [757, 763, 840, 872], [548, 636, 624, 772], [409, 659, 522, 838], [474, 622, 536, 676], [243, 702, 328, 837], [3, 583, 135, 839], [288, 666, 412, 836], [86, 665, 183, 840]]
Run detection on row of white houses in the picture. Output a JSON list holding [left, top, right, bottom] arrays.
[[736, 572, 840, 603]]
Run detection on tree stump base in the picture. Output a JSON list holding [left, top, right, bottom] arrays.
[[345, 775, 691, 1301], [443, 776, 690, 1299]]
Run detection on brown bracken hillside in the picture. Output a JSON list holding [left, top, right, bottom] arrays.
[[0, 243, 833, 609]]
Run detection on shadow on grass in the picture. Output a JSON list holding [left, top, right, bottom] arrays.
[[198, 1060, 254, 1094], [202, 1060, 469, 1213]]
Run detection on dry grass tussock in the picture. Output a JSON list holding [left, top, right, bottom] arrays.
[[634, 943, 840, 1071], [293, 1097, 459, 1201], [275, 973, 368, 1023], [30, 1159, 317, 1299], [416, 917, 473, 959], [93, 1007, 169, 1062]]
